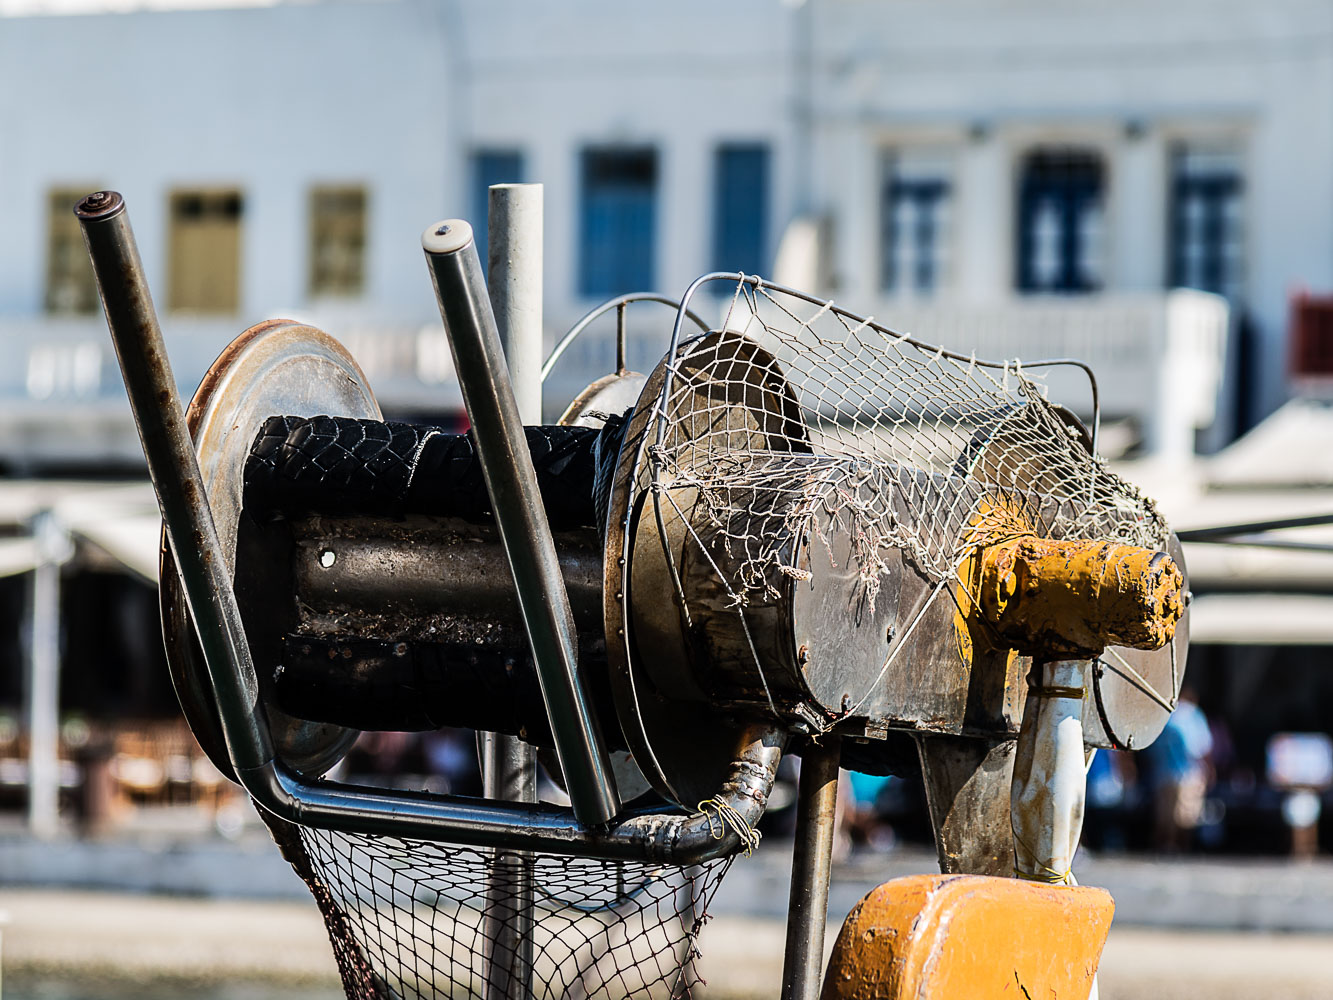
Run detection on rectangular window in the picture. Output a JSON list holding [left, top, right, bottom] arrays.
[[579, 147, 658, 297], [471, 150, 525, 266], [168, 188, 243, 314], [1016, 148, 1105, 294], [712, 143, 770, 276], [880, 151, 953, 294], [1169, 146, 1244, 300], [45, 187, 100, 314], [309, 185, 367, 298]]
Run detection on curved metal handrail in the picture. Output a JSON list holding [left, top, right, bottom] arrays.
[[541, 292, 710, 382]]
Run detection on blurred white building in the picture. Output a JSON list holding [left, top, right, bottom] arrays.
[[6, 0, 1326, 469]]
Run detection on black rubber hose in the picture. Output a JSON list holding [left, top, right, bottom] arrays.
[[244, 415, 615, 530]]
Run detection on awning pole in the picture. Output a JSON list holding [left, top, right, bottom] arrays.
[[27, 510, 69, 839]]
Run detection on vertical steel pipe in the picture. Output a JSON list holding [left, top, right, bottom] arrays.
[[482, 183, 542, 1000], [75, 192, 275, 776], [488, 183, 544, 422], [422, 218, 620, 827], [780, 736, 841, 1000]]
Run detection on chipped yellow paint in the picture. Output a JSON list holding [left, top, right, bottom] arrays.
[[974, 535, 1184, 658], [820, 874, 1114, 1000], [952, 495, 1184, 660]]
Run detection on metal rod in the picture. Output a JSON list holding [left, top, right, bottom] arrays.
[[483, 182, 542, 1000], [422, 218, 620, 827], [1178, 535, 1333, 553], [489, 183, 544, 422], [615, 301, 628, 374], [76, 191, 276, 776], [1176, 511, 1333, 541], [480, 731, 536, 1000], [240, 734, 780, 862], [780, 736, 841, 1000]]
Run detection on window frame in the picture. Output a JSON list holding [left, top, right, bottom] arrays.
[[307, 184, 369, 300]]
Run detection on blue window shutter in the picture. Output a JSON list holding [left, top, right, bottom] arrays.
[[1016, 149, 1104, 294], [712, 144, 770, 277], [471, 150, 524, 265], [579, 148, 658, 297]]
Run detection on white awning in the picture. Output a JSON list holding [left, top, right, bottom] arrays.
[[55, 483, 160, 584], [1189, 593, 1333, 646], [0, 479, 160, 584], [0, 537, 39, 578]]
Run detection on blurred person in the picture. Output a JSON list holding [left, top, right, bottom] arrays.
[[1084, 749, 1132, 852], [1144, 686, 1213, 852], [842, 769, 898, 853]]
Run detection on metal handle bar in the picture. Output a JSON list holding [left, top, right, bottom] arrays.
[[541, 293, 710, 383], [422, 218, 619, 826]]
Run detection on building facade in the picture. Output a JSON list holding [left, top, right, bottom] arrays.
[[0, 0, 1327, 464]]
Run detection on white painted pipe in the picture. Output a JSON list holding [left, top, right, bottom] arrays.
[[1010, 658, 1090, 883], [483, 182, 543, 1000], [488, 183, 544, 423]]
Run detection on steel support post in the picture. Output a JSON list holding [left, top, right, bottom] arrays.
[[422, 218, 620, 828], [481, 183, 543, 1000], [780, 736, 841, 1000]]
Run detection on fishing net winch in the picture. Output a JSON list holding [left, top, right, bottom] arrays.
[[78, 188, 1188, 1000]]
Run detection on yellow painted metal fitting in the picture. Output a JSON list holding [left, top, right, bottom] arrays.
[[820, 874, 1113, 1000], [974, 535, 1184, 658]]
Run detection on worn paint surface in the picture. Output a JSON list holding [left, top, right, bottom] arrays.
[[820, 874, 1113, 1000], [974, 536, 1183, 658]]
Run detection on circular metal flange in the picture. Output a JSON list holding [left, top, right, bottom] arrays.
[[558, 371, 646, 429], [604, 331, 813, 807], [161, 320, 380, 780], [1089, 533, 1190, 751]]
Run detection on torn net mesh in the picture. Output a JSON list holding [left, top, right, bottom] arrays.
[[647, 278, 1170, 612], [267, 814, 732, 1000]]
